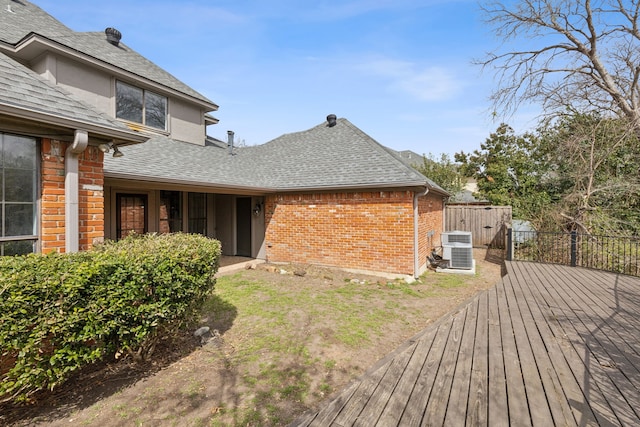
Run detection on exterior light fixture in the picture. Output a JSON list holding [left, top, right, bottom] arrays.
[[253, 202, 262, 216], [112, 145, 124, 157], [98, 142, 124, 157]]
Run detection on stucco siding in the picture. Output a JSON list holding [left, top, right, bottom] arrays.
[[169, 98, 205, 145]]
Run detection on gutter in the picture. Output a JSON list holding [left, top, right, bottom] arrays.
[[64, 130, 88, 252], [414, 187, 430, 279], [0, 104, 148, 145]]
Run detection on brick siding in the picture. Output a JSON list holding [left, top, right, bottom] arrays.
[[40, 139, 104, 253], [264, 190, 444, 276]]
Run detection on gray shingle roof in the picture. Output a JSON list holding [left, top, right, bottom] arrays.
[[0, 0, 73, 44], [0, 52, 143, 136], [105, 118, 448, 194], [0, 1, 216, 108], [391, 149, 448, 194], [105, 135, 270, 190]]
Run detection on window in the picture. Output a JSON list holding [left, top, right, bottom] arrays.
[[116, 81, 167, 130], [0, 133, 38, 255], [188, 193, 207, 235]]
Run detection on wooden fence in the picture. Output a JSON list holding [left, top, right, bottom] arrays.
[[445, 205, 512, 248]]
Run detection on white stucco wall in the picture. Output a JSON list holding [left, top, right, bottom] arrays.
[[170, 98, 205, 145], [32, 53, 206, 146], [34, 55, 113, 114]]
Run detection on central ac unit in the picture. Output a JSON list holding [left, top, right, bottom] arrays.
[[441, 231, 473, 269], [442, 244, 474, 269], [441, 231, 472, 246]]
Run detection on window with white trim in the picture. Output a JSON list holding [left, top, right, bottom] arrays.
[[0, 133, 38, 255], [116, 81, 167, 130]]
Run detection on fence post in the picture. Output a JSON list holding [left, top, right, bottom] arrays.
[[570, 231, 577, 267], [506, 228, 513, 261]]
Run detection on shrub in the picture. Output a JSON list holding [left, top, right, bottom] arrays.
[[0, 233, 221, 403]]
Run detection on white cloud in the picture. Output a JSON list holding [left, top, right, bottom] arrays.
[[356, 58, 462, 101], [391, 67, 461, 101]]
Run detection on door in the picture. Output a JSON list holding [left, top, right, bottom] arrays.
[[116, 193, 147, 239], [236, 197, 252, 256]]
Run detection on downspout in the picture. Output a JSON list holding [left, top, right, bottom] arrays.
[[65, 130, 89, 252], [414, 187, 429, 279]]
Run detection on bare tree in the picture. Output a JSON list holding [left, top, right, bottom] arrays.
[[480, 0, 640, 130]]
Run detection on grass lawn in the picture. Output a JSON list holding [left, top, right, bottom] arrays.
[[4, 250, 502, 427]]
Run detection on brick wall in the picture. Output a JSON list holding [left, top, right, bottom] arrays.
[[78, 146, 105, 250], [264, 190, 436, 275], [40, 139, 105, 253], [417, 191, 445, 270]]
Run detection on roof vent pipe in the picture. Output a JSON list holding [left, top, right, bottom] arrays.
[[327, 114, 337, 127], [227, 130, 235, 155], [105, 27, 122, 46]]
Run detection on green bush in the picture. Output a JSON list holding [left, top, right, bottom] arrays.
[[0, 233, 221, 403]]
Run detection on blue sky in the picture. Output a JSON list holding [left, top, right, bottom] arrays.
[[32, 0, 537, 156]]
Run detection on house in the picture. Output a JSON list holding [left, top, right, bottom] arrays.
[[0, 1, 448, 278]]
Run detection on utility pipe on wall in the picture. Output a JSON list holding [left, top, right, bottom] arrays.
[[65, 130, 88, 253], [414, 187, 429, 279]]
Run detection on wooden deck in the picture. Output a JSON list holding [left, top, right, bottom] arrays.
[[292, 261, 640, 426]]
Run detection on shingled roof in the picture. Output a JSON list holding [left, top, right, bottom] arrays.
[[105, 117, 449, 195], [0, 1, 216, 109], [0, 52, 146, 142], [0, 0, 73, 44]]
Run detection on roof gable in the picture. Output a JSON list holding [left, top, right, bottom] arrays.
[[238, 118, 432, 190], [105, 117, 448, 194]]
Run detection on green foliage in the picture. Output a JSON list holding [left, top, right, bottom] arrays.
[[413, 153, 464, 195], [458, 115, 640, 235], [455, 123, 554, 219], [0, 233, 221, 403]]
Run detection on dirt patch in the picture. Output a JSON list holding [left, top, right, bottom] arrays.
[[2, 249, 504, 426]]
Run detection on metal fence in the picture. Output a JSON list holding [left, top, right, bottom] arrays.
[[506, 229, 640, 277]]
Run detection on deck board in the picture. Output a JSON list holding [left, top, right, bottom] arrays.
[[292, 261, 640, 426]]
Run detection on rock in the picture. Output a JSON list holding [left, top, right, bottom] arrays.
[[294, 269, 306, 277], [194, 326, 212, 345], [245, 263, 257, 270], [265, 265, 278, 273], [194, 326, 210, 337]]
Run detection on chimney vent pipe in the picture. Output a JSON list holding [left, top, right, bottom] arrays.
[[227, 130, 235, 155]]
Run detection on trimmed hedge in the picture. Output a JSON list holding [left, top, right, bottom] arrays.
[[0, 233, 221, 403]]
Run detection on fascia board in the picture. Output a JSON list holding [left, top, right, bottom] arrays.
[[272, 182, 430, 193], [0, 103, 148, 144], [104, 172, 277, 194]]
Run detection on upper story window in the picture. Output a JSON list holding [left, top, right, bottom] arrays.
[[0, 133, 38, 255], [116, 81, 167, 130]]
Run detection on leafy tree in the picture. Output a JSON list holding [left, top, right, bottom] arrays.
[[459, 117, 640, 235], [455, 124, 555, 220], [414, 153, 464, 195], [479, 0, 640, 132]]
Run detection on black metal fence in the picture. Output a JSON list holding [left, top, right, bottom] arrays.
[[506, 229, 640, 277]]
